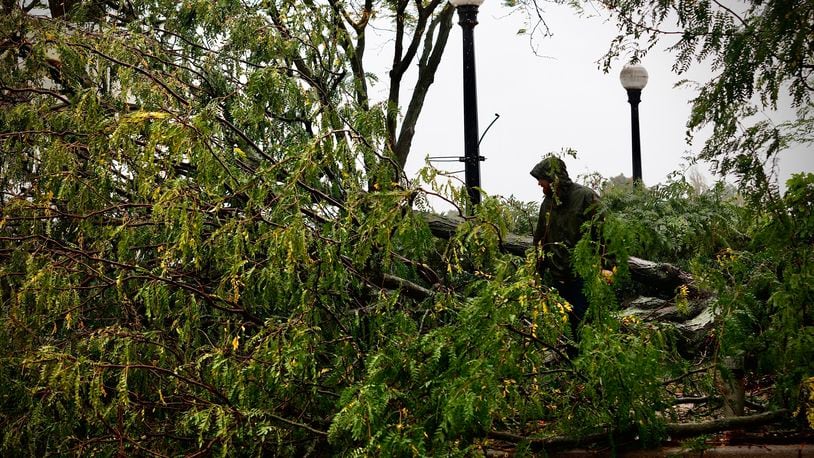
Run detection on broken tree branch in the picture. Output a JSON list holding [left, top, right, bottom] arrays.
[[488, 409, 791, 449]]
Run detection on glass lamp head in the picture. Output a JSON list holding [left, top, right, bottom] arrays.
[[449, 0, 485, 6], [620, 63, 649, 90]]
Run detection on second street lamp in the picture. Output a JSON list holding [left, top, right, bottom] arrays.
[[450, 0, 484, 212], [620, 63, 648, 184]]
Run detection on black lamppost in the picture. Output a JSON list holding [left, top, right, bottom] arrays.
[[620, 63, 648, 184], [450, 0, 485, 212]]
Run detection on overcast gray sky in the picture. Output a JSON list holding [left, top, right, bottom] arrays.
[[371, 1, 812, 206]]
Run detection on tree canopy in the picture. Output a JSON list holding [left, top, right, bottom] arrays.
[[1, 0, 812, 456]]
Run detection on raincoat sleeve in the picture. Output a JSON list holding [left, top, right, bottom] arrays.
[[533, 201, 546, 246]]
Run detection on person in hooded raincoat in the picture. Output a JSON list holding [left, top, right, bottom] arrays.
[[530, 156, 608, 339]]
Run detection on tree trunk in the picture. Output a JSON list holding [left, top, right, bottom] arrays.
[[487, 409, 791, 450], [421, 211, 716, 353]]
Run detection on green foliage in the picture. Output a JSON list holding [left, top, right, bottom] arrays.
[[498, 195, 539, 236], [0, 1, 681, 455], [600, 174, 744, 266], [0, 1, 453, 455], [698, 173, 814, 408], [2, 0, 812, 455], [575, 321, 672, 440]]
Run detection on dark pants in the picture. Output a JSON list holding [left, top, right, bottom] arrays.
[[556, 278, 589, 340]]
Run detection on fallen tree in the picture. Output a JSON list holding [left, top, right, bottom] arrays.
[[420, 211, 810, 452], [422, 211, 716, 353], [423, 212, 696, 289], [487, 409, 793, 451]]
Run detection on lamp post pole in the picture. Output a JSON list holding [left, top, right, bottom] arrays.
[[450, 0, 484, 212], [620, 63, 648, 184], [627, 87, 643, 182]]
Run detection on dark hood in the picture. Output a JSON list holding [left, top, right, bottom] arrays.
[[530, 156, 573, 189]]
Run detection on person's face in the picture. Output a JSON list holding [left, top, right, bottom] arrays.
[[537, 177, 552, 196]]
